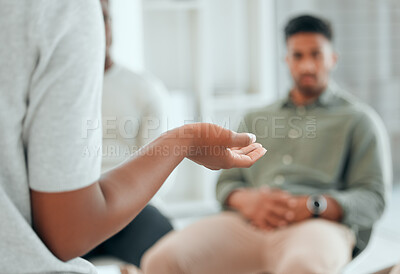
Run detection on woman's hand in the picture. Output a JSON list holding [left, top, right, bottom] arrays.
[[173, 123, 267, 170]]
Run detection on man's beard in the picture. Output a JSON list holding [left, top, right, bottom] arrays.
[[297, 85, 323, 97], [295, 75, 325, 97]]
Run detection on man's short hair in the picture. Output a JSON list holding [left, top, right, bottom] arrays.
[[284, 15, 333, 42]]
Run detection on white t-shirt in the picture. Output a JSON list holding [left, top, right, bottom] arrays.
[[0, 1, 104, 273], [101, 64, 170, 172]]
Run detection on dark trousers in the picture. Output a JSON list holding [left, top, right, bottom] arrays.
[[83, 205, 173, 267]]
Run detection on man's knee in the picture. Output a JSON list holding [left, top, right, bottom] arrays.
[[273, 220, 354, 274], [275, 249, 345, 274], [141, 212, 255, 274], [141, 240, 186, 274]]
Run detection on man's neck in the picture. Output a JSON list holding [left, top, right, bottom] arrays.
[[290, 87, 325, 106]]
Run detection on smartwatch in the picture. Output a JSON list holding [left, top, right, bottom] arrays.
[[306, 195, 327, 218]]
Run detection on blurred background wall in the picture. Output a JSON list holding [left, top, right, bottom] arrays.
[[109, 0, 399, 208]]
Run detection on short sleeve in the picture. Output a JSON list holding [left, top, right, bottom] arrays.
[[24, 1, 105, 192]]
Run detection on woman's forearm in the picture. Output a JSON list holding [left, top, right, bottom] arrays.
[[31, 128, 190, 261], [31, 124, 264, 261]]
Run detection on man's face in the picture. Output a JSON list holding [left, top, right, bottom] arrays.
[[285, 33, 337, 96]]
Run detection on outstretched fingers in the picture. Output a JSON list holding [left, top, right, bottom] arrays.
[[228, 132, 257, 148], [230, 143, 262, 155], [231, 145, 267, 168]]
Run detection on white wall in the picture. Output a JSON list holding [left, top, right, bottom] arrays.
[[109, 0, 281, 205], [110, 0, 144, 72]]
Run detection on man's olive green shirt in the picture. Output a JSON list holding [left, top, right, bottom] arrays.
[[216, 84, 392, 255]]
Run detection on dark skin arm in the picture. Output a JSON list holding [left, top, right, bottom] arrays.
[[31, 123, 266, 261]]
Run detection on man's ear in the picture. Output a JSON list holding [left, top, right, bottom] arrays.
[[328, 51, 338, 71], [285, 54, 289, 65], [332, 52, 338, 67], [324, 40, 338, 69]]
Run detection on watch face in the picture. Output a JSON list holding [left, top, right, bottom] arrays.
[[307, 195, 327, 216]]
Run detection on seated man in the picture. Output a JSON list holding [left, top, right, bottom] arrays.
[[141, 15, 392, 274], [83, 0, 173, 269]]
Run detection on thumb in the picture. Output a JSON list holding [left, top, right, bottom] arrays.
[[227, 132, 257, 148]]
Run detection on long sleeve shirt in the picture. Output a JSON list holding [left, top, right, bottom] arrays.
[[216, 83, 392, 255]]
